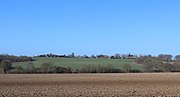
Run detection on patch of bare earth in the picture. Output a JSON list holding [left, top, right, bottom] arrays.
[[0, 73, 180, 97]]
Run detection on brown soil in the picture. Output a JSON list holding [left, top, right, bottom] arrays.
[[0, 73, 180, 97]]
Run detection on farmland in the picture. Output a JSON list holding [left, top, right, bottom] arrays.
[[1, 73, 180, 96], [12, 57, 142, 71]]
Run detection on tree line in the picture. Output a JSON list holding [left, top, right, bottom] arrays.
[[5, 62, 72, 74], [0, 54, 33, 62], [37, 53, 180, 60], [6, 62, 141, 74], [135, 54, 180, 72], [37, 53, 138, 59]]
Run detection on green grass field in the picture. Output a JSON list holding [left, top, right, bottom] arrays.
[[13, 57, 142, 71]]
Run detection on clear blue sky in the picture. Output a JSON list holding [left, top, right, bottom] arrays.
[[0, 0, 180, 56]]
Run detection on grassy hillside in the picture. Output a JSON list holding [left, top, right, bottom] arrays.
[[13, 57, 142, 71]]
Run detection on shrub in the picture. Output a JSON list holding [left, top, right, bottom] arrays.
[[111, 69, 125, 73], [129, 69, 142, 73], [15, 66, 24, 71], [55, 66, 72, 73], [122, 63, 132, 73], [40, 62, 55, 73], [25, 62, 36, 73], [79, 65, 125, 73], [0, 60, 12, 74]]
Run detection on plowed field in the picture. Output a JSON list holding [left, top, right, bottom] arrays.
[[0, 73, 180, 97]]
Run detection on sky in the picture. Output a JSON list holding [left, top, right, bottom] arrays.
[[0, 0, 180, 56]]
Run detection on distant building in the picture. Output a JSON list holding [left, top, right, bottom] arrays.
[[110, 56, 115, 59], [81, 55, 89, 58], [121, 54, 137, 59], [126, 54, 137, 59], [97, 54, 110, 59]]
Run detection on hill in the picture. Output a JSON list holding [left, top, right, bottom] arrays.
[[12, 57, 142, 71]]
